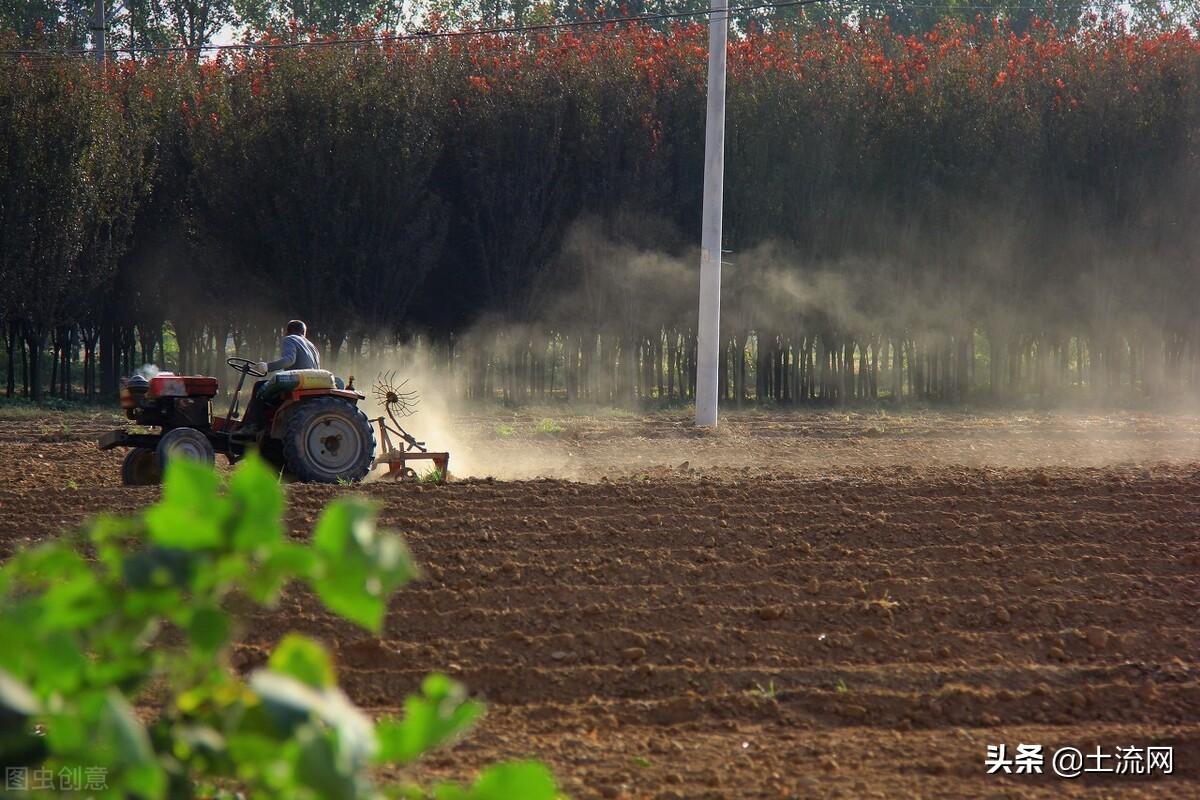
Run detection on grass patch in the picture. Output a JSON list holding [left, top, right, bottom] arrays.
[[750, 679, 780, 699], [0, 396, 118, 421], [533, 418, 565, 436], [37, 421, 74, 442]]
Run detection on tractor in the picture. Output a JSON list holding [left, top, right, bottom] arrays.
[[99, 358, 376, 485]]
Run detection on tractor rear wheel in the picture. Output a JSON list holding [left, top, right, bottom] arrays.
[[122, 447, 161, 486], [260, 438, 288, 475], [281, 397, 375, 483], [157, 427, 216, 474]]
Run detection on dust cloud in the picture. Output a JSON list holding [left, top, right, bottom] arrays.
[[317, 213, 1200, 481]]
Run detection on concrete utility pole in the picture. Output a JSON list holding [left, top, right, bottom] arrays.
[[694, 0, 728, 427], [91, 0, 106, 64]]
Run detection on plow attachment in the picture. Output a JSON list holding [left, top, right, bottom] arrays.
[[371, 372, 449, 482]]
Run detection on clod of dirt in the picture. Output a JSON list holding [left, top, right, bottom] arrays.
[[231, 647, 264, 671], [338, 638, 393, 667], [757, 605, 786, 621], [622, 647, 647, 662], [1085, 626, 1110, 650], [807, 577, 821, 594]]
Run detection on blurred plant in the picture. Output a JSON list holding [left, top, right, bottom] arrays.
[[0, 455, 559, 799]]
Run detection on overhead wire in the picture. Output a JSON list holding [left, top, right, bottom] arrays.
[[0, 0, 1100, 60], [5, 0, 822, 58]]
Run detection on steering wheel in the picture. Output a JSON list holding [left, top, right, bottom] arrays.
[[227, 357, 267, 378]]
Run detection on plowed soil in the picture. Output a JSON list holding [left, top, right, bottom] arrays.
[[2, 407, 1198, 798]]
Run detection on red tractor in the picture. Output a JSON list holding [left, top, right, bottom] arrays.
[[99, 358, 376, 485]]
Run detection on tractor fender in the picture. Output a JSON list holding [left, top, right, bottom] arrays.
[[268, 389, 364, 440], [268, 399, 301, 441]]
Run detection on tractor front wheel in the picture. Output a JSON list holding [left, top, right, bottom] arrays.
[[281, 397, 375, 483], [157, 427, 216, 474], [122, 447, 161, 486]]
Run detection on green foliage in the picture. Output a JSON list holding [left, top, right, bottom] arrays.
[[0, 455, 560, 799], [375, 674, 484, 764], [309, 497, 418, 631], [533, 418, 565, 436], [432, 761, 558, 800], [750, 679, 779, 699], [419, 468, 445, 485], [234, 0, 382, 34]]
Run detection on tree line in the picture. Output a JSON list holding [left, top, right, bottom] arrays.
[[2, 16, 1199, 406], [10, 0, 1188, 53]]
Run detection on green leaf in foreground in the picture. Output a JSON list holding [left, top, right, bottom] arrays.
[[227, 453, 284, 550], [434, 761, 560, 800], [269, 633, 336, 689], [376, 673, 485, 765], [144, 458, 226, 549], [187, 604, 230, 653], [250, 670, 377, 766], [0, 456, 558, 798], [309, 497, 418, 631]]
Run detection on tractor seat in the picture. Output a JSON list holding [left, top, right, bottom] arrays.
[[257, 369, 345, 401]]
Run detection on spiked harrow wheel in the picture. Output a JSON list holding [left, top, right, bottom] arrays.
[[370, 373, 449, 482]]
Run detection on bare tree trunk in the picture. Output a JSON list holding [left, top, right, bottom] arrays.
[[23, 323, 45, 401], [4, 322, 15, 398]]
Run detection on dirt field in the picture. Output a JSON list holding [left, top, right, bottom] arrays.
[[1, 407, 1198, 798]]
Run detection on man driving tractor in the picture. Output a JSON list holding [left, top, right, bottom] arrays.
[[256, 319, 320, 375], [242, 319, 323, 431]]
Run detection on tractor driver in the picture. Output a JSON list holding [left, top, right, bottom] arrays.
[[255, 319, 320, 375], [241, 320, 321, 430]]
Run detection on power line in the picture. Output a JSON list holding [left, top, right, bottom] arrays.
[[0, 0, 1088, 59], [1, 0, 819, 57]]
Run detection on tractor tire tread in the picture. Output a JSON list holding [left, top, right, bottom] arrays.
[[122, 447, 162, 486], [281, 396, 375, 484]]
